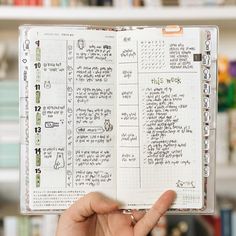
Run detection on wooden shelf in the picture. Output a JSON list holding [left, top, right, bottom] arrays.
[[0, 6, 235, 25]]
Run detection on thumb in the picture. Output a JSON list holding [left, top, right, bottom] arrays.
[[65, 192, 119, 222], [134, 190, 176, 236]]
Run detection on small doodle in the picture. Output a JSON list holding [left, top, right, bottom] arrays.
[[44, 81, 51, 89], [54, 152, 65, 170], [45, 121, 59, 128], [23, 39, 30, 50], [104, 119, 113, 132], [176, 180, 195, 189], [77, 39, 85, 50]]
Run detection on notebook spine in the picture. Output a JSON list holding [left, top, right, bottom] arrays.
[[19, 26, 31, 213], [202, 30, 211, 179], [201, 27, 218, 213]]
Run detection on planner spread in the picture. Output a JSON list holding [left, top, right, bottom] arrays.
[[19, 25, 218, 214]]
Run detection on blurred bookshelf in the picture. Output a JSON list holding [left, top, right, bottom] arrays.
[[0, 6, 235, 23], [1, 0, 236, 235], [0, 6, 236, 32]]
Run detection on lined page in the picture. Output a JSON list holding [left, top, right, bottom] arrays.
[[117, 27, 203, 209], [26, 27, 117, 210]]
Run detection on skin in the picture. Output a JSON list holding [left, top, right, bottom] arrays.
[[56, 190, 176, 236]]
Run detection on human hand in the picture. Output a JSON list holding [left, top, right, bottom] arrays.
[[56, 190, 176, 236]]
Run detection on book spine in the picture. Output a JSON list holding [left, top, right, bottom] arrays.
[[28, 0, 37, 6], [19, 217, 30, 236], [3, 217, 18, 236], [229, 109, 236, 164], [143, 0, 161, 6], [216, 111, 229, 164], [7, 0, 14, 5], [14, 0, 28, 5], [104, 0, 112, 5], [13, 0, 22, 6], [37, 0, 43, 6], [232, 211, 236, 236], [214, 215, 222, 236], [133, 0, 141, 6], [60, 0, 69, 7], [113, 0, 132, 6], [0, 44, 8, 80], [88, 0, 96, 5], [51, 0, 59, 6], [69, 0, 77, 7], [97, 0, 104, 5], [221, 207, 232, 236], [42, 215, 58, 236], [43, 0, 51, 7], [30, 217, 43, 236]]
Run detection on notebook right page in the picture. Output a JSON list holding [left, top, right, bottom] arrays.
[[117, 27, 203, 209]]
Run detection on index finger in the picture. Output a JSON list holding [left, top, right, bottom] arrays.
[[134, 190, 176, 236]]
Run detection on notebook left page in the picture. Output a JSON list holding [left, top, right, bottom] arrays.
[[20, 26, 117, 212]]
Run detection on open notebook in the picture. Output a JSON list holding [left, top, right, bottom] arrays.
[[19, 25, 217, 214]]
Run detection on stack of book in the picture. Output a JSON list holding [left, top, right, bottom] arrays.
[[0, 80, 19, 168]]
